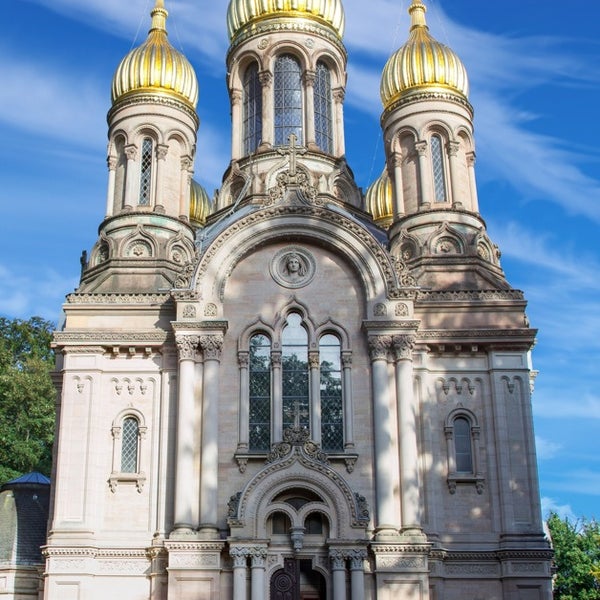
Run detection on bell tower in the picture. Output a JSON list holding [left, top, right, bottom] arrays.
[[79, 0, 200, 293]]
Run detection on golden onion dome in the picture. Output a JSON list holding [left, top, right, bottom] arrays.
[[112, 0, 199, 108], [380, 0, 469, 111], [226, 0, 345, 42], [366, 168, 393, 228], [189, 180, 212, 228]]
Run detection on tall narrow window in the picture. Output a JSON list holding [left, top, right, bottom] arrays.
[[319, 334, 343, 451], [314, 62, 333, 154], [121, 417, 139, 473], [454, 416, 473, 473], [249, 334, 271, 451], [139, 137, 154, 205], [274, 55, 303, 146], [430, 134, 447, 203], [282, 313, 309, 432], [243, 63, 263, 155]]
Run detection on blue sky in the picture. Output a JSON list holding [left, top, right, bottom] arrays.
[[2, 0, 599, 521]]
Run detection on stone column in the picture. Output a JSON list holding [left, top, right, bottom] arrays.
[[179, 156, 193, 220], [259, 71, 273, 149], [303, 69, 316, 149], [309, 350, 321, 444], [333, 88, 346, 156], [466, 151, 479, 212], [155, 143, 168, 210], [446, 140, 462, 209], [250, 547, 267, 600], [124, 143, 138, 208], [415, 140, 431, 208], [173, 334, 200, 531], [393, 334, 422, 532], [342, 352, 354, 448], [390, 151, 405, 218], [105, 155, 117, 217], [330, 551, 347, 600], [199, 334, 223, 534], [368, 335, 400, 537], [237, 351, 250, 452], [230, 546, 249, 600], [271, 351, 283, 442], [231, 89, 243, 160], [349, 549, 367, 600]]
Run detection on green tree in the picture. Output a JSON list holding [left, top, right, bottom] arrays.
[[547, 512, 600, 599], [0, 316, 55, 484]]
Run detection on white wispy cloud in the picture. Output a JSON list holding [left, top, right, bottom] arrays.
[[535, 436, 562, 460], [541, 497, 576, 521], [534, 394, 600, 421], [0, 264, 78, 322]]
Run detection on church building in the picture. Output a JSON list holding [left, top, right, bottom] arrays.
[[42, 0, 553, 598]]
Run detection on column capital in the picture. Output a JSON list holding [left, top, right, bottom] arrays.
[[259, 70, 273, 87], [341, 351, 352, 367], [271, 351, 282, 366], [329, 549, 346, 570], [237, 351, 249, 367], [176, 334, 200, 361], [392, 334, 416, 361], [349, 548, 368, 570], [332, 87, 345, 103], [389, 150, 403, 168], [249, 546, 267, 567], [308, 350, 320, 369], [368, 335, 392, 361], [200, 334, 224, 361], [446, 140, 460, 157], [231, 88, 242, 106], [107, 155, 118, 171], [415, 140, 428, 156], [156, 143, 169, 160], [229, 546, 249, 568], [466, 150, 476, 167], [303, 69, 316, 86], [181, 155, 194, 171], [124, 144, 138, 161]]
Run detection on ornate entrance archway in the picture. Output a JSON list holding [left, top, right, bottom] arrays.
[[270, 558, 326, 600]]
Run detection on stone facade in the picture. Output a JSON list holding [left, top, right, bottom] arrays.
[[39, 1, 553, 599]]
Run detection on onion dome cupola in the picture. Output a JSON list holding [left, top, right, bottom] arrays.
[[365, 168, 393, 230], [227, 0, 345, 44], [189, 180, 213, 228], [111, 0, 198, 109], [380, 0, 469, 112]]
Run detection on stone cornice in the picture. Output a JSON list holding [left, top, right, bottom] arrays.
[[416, 290, 524, 303], [66, 293, 172, 305], [53, 331, 169, 346], [108, 93, 199, 126], [171, 321, 228, 332]]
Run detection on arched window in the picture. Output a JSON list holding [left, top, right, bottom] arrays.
[[453, 416, 473, 473], [121, 417, 139, 473], [445, 410, 484, 494], [281, 313, 309, 432], [243, 63, 262, 154], [314, 62, 333, 154], [249, 334, 271, 451], [274, 55, 303, 146], [430, 134, 447, 203], [319, 334, 343, 451], [139, 137, 154, 205]]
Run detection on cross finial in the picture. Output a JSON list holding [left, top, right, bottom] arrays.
[[277, 133, 307, 177]]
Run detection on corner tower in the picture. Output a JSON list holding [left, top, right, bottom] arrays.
[[79, 0, 200, 293], [377, 0, 504, 290], [218, 0, 361, 210]]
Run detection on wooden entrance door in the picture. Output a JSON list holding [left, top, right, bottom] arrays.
[[270, 558, 326, 600]]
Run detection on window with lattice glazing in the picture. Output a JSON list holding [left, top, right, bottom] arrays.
[[431, 134, 447, 202], [121, 417, 139, 473], [274, 55, 303, 146], [320, 334, 343, 451], [243, 63, 262, 155], [454, 416, 473, 473], [282, 313, 309, 433], [314, 62, 333, 154], [139, 137, 153, 205], [249, 334, 271, 451]]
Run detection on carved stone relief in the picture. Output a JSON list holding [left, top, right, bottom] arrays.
[[270, 246, 316, 289]]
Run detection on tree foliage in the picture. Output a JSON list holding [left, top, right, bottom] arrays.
[[547, 512, 600, 599], [0, 316, 55, 484]]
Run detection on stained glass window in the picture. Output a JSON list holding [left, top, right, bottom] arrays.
[[431, 134, 447, 202], [314, 62, 333, 154], [454, 416, 473, 473], [121, 417, 139, 473], [249, 334, 271, 451], [274, 55, 303, 146], [282, 313, 309, 433], [319, 334, 343, 451], [243, 63, 262, 155], [139, 137, 153, 205]]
